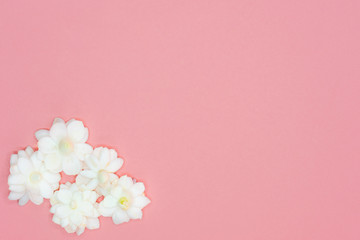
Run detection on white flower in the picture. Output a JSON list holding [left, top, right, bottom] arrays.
[[77, 147, 123, 195], [50, 183, 100, 235], [36, 118, 93, 175], [7, 117, 151, 235], [8, 146, 61, 206], [99, 175, 150, 224]]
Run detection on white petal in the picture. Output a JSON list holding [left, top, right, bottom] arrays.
[[118, 175, 133, 189], [87, 178, 99, 190], [80, 170, 97, 179], [39, 181, 53, 198], [43, 172, 61, 184], [10, 154, 18, 165], [9, 185, 25, 192], [64, 224, 76, 233], [44, 153, 62, 173], [8, 191, 24, 200], [131, 182, 146, 196], [76, 226, 85, 236], [99, 148, 110, 167], [85, 155, 100, 170], [72, 191, 82, 202], [65, 118, 75, 126], [62, 182, 72, 189], [62, 155, 82, 175], [109, 173, 119, 183], [19, 194, 29, 206], [76, 174, 90, 186], [25, 146, 34, 155], [133, 196, 151, 209], [99, 205, 116, 217], [35, 129, 49, 140], [8, 174, 25, 185], [112, 209, 130, 224], [50, 205, 58, 213], [70, 212, 83, 225], [9, 166, 19, 175], [86, 217, 100, 229], [56, 205, 71, 218], [97, 186, 110, 197], [30, 152, 43, 169], [17, 150, 27, 158], [52, 215, 61, 225], [38, 136, 57, 153], [109, 149, 118, 160], [88, 190, 99, 203], [52, 117, 65, 125], [82, 190, 92, 200], [101, 195, 117, 208], [29, 193, 44, 205], [49, 120, 67, 142], [57, 189, 72, 204], [17, 157, 33, 175], [53, 118, 66, 126], [80, 128, 89, 143], [105, 158, 123, 173], [10, 165, 19, 174], [79, 202, 94, 215], [127, 207, 143, 219], [74, 143, 93, 160], [50, 182, 59, 190], [67, 120, 86, 142], [110, 186, 123, 198], [61, 217, 70, 227], [92, 147, 101, 157]]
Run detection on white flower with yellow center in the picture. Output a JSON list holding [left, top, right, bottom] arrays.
[[36, 118, 93, 175], [99, 175, 150, 224], [77, 147, 123, 195], [8, 146, 61, 205], [50, 183, 100, 235]]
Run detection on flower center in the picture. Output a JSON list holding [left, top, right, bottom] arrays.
[[118, 197, 130, 210], [70, 200, 78, 209], [29, 172, 42, 184], [98, 170, 109, 184], [59, 139, 74, 155]]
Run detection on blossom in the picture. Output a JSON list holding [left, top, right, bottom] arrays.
[[8, 146, 61, 205], [7, 117, 151, 235], [50, 183, 100, 235], [77, 147, 123, 195], [35, 118, 93, 175], [99, 175, 150, 224]]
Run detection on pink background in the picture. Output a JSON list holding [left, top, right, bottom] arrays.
[[0, 0, 360, 239]]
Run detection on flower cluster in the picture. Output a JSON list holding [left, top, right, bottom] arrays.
[[8, 118, 150, 235]]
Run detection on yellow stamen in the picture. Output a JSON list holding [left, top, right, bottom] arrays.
[[59, 139, 74, 155], [70, 200, 77, 209], [29, 172, 42, 184], [119, 197, 130, 210]]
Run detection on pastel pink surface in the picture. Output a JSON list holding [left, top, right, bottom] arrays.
[[0, 0, 360, 239]]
